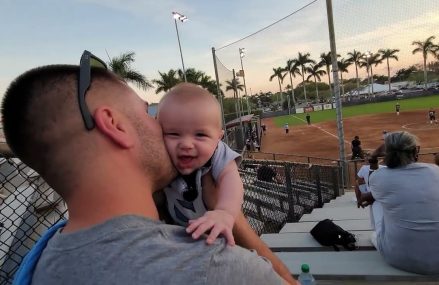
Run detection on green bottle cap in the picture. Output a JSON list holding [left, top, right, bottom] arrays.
[[301, 263, 310, 273]]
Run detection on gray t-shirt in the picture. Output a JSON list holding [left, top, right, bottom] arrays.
[[370, 163, 439, 274], [164, 141, 241, 226], [32, 215, 282, 284]]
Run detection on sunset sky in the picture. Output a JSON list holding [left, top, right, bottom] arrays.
[[1, 0, 439, 103]]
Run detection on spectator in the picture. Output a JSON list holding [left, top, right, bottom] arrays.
[[257, 165, 281, 183], [3, 57, 294, 284], [359, 131, 439, 275]]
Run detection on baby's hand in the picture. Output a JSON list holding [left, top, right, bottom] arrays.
[[186, 210, 235, 246]]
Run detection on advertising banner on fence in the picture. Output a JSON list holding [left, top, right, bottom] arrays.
[[314, 105, 322, 111], [304, 106, 314, 113], [295, 108, 304, 113], [324, 104, 332, 110]]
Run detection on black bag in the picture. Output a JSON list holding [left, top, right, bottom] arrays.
[[310, 219, 357, 251]]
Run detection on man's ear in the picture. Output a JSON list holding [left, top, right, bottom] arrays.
[[94, 107, 134, 148]]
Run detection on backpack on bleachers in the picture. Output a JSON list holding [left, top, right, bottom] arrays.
[[310, 219, 357, 251]]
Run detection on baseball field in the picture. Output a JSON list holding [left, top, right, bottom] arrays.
[[259, 96, 439, 162]]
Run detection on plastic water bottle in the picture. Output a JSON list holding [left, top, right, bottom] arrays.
[[298, 263, 316, 285]]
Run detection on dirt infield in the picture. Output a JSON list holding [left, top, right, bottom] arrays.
[[260, 110, 439, 162]]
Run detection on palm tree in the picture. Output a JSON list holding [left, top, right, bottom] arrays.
[[295, 52, 316, 103], [412, 36, 438, 89], [153, 69, 180, 94], [225, 78, 245, 118], [108, 51, 152, 90], [177, 68, 203, 84], [319, 52, 337, 96], [337, 58, 352, 96], [306, 64, 326, 102], [285, 59, 301, 106], [378, 48, 400, 92], [269, 67, 286, 108], [359, 53, 382, 94], [347, 50, 363, 91]]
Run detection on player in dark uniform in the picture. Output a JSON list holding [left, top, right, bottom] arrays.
[[395, 102, 400, 116], [306, 113, 311, 125], [351, 135, 364, 159], [428, 108, 437, 124]]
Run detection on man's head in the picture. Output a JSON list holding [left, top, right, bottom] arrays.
[[2, 63, 174, 198], [354, 136, 359, 140], [157, 83, 223, 175], [383, 131, 419, 168]]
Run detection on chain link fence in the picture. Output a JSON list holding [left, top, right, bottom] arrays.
[[0, 151, 342, 284], [240, 158, 340, 235], [0, 155, 68, 285]]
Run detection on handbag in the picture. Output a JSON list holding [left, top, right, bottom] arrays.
[[310, 219, 357, 251]]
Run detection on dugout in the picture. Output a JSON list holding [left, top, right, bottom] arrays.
[[225, 114, 261, 150]]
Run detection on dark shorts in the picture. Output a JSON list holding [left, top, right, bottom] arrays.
[[285, 129, 289, 134], [430, 115, 436, 120]]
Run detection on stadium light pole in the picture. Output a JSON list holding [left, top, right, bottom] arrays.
[[172, 11, 188, 82], [238, 48, 249, 115]]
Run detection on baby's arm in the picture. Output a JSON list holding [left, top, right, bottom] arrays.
[[186, 160, 243, 245]]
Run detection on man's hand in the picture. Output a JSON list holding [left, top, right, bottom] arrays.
[[186, 210, 235, 246]]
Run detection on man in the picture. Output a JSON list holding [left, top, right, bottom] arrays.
[[3, 54, 294, 284], [305, 113, 311, 125], [284, 123, 289, 135], [354, 156, 384, 229], [351, 135, 363, 159], [358, 131, 439, 275]]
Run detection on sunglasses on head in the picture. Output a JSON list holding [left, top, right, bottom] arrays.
[[78, 50, 108, 130]]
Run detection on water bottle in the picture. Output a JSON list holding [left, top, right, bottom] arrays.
[[298, 263, 316, 285]]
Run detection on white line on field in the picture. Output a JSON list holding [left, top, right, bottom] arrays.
[[292, 115, 350, 145]]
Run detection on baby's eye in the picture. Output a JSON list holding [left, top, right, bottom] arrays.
[[165, 132, 179, 137], [196, 133, 207, 137]]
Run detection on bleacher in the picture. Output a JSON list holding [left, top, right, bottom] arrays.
[[261, 192, 439, 283]]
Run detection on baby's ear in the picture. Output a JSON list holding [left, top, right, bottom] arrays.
[[219, 129, 225, 140]]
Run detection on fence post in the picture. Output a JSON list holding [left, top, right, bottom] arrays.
[[313, 166, 323, 208], [283, 163, 296, 222], [332, 166, 340, 197]]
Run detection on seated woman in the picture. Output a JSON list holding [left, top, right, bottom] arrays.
[[358, 131, 439, 275]]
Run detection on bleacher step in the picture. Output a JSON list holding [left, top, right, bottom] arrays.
[[277, 251, 437, 281], [261, 230, 374, 251], [299, 206, 369, 222], [280, 219, 372, 233]]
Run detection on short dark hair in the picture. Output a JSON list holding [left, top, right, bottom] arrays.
[[1, 65, 117, 172]]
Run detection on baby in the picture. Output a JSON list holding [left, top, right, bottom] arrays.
[[157, 83, 243, 245]]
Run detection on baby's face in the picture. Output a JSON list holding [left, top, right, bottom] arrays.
[[158, 100, 223, 175]]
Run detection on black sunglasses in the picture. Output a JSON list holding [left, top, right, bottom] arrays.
[[78, 50, 108, 130]]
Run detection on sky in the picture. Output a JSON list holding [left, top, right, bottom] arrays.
[[1, 0, 439, 103]]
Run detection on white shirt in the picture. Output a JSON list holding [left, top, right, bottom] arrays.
[[357, 164, 385, 193]]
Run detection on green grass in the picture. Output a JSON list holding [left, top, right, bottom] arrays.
[[273, 95, 439, 127]]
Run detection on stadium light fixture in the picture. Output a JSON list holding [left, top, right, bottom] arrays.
[[172, 11, 188, 81], [238, 48, 249, 114]]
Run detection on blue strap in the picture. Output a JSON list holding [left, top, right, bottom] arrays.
[[13, 220, 67, 285]]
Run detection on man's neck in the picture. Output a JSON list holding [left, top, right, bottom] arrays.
[[61, 171, 159, 233]]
